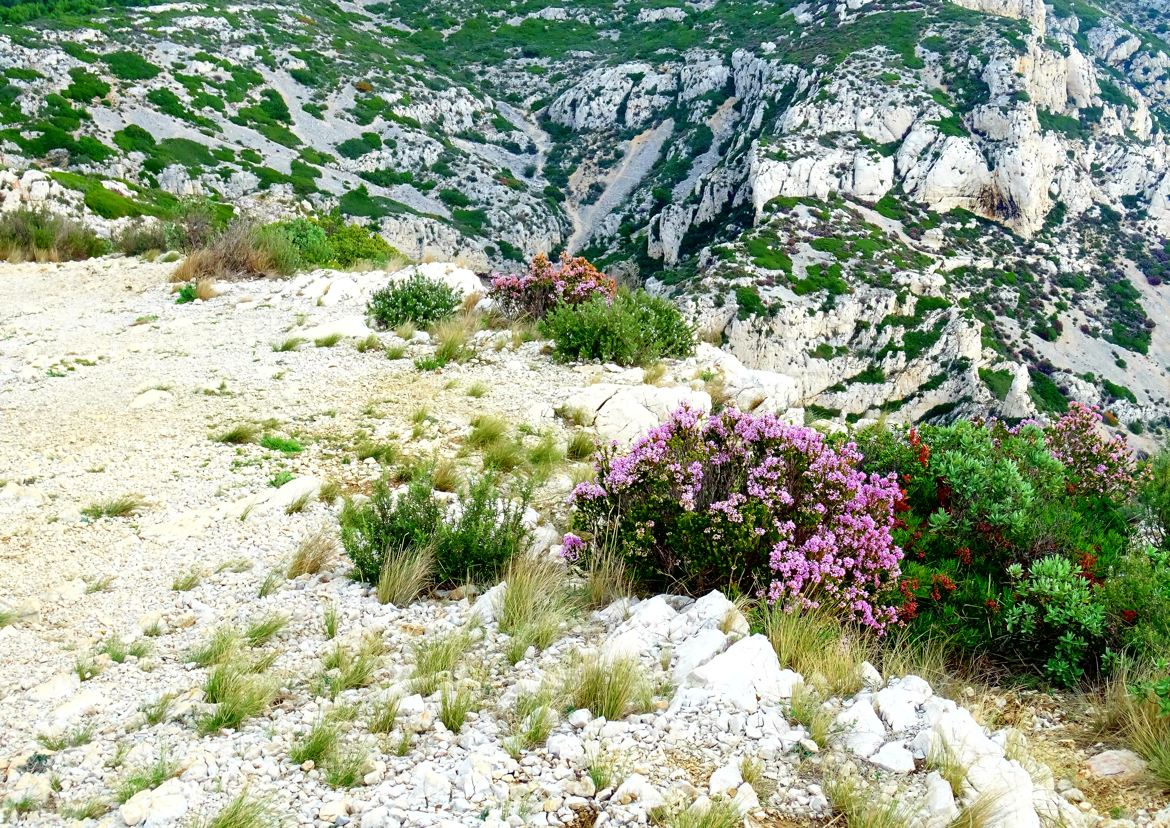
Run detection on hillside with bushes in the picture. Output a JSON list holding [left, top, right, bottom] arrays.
[[2, 0, 1170, 429]]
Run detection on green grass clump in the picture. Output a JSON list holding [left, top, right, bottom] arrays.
[[214, 423, 260, 444], [115, 753, 177, 803], [197, 663, 278, 734], [565, 654, 652, 721], [259, 434, 303, 454], [82, 494, 144, 519], [197, 793, 277, 828], [289, 720, 338, 764]]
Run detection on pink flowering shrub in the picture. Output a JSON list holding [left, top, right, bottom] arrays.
[[1045, 402, 1146, 500], [567, 405, 904, 631], [490, 252, 617, 319]]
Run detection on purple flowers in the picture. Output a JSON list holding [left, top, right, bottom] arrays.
[[560, 533, 586, 562], [489, 252, 617, 319], [569, 405, 904, 631], [1046, 402, 1146, 500]]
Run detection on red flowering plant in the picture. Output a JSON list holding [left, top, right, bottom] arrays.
[[489, 252, 617, 320], [853, 412, 1146, 683]]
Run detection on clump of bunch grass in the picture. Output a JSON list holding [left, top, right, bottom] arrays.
[[564, 654, 652, 721], [376, 544, 434, 606], [81, 494, 145, 519], [439, 683, 477, 732], [115, 752, 178, 803], [172, 219, 298, 283], [566, 430, 596, 462], [197, 792, 277, 828], [760, 603, 873, 697], [368, 695, 400, 734], [289, 719, 339, 765], [498, 556, 576, 663], [244, 613, 287, 647], [412, 628, 472, 696], [823, 769, 909, 828], [197, 663, 278, 734], [288, 527, 335, 578], [172, 569, 203, 592]]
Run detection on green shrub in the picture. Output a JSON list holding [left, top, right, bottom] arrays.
[[434, 474, 530, 585], [340, 477, 441, 584], [101, 51, 160, 80], [1003, 555, 1106, 686], [854, 412, 1148, 685], [540, 290, 695, 367], [63, 68, 109, 101], [0, 208, 106, 262], [979, 367, 1013, 401], [1141, 453, 1170, 552], [326, 222, 397, 267], [368, 273, 460, 328], [267, 218, 332, 267], [339, 473, 530, 588]]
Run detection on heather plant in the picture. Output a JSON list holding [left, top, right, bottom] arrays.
[[1047, 403, 1146, 501], [566, 405, 903, 630], [490, 252, 616, 319], [368, 273, 460, 329]]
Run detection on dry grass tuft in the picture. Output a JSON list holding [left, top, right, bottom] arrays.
[[823, 769, 910, 828], [376, 545, 434, 606], [760, 603, 873, 697], [497, 555, 576, 663], [288, 527, 335, 578], [564, 653, 652, 721]]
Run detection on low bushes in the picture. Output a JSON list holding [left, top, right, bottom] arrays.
[[339, 472, 530, 588], [566, 405, 904, 630], [172, 219, 299, 282], [489, 252, 696, 367], [175, 216, 403, 282], [0, 208, 107, 262], [854, 403, 1156, 685], [489, 251, 616, 319], [541, 289, 695, 367], [560, 400, 1166, 687], [368, 273, 461, 329]]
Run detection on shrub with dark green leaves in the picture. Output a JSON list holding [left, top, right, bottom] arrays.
[[339, 477, 441, 583], [854, 408, 1152, 685], [339, 473, 530, 588], [540, 289, 695, 367], [368, 273, 460, 328], [434, 474, 530, 585]]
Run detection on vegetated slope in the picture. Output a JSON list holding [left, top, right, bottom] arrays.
[[2, 0, 1170, 429]]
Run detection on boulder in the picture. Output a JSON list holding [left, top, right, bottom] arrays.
[[683, 634, 800, 712]]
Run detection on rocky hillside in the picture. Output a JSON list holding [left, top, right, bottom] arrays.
[[0, 257, 1165, 827], [2, 0, 1170, 430]]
